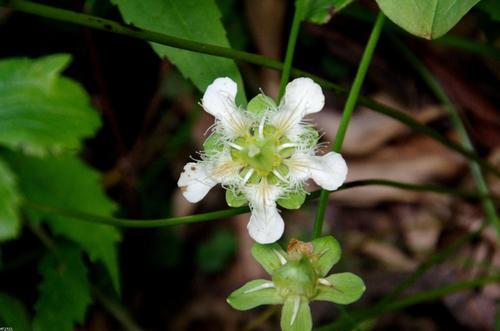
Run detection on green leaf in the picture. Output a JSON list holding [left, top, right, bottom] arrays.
[[114, 0, 247, 104], [0, 54, 101, 156], [3, 151, 121, 291], [196, 229, 236, 273], [311, 235, 341, 277], [252, 242, 288, 275], [277, 191, 306, 210], [33, 244, 92, 331], [0, 158, 21, 241], [227, 279, 282, 310], [303, 0, 355, 24], [314, 272, 365, 304], [0, 292, 31, 331], [225, 189, 248, 207], [478, 0, 500, 21], [375, 0, 480, 39], [247, 94, 277, 116], [280, 296, 312, 331]]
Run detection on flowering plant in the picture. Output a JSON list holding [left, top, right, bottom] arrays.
[[178, 77, 347, 243]]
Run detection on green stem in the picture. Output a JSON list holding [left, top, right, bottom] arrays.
[[278, 0, 305, 99], [392, 36, 500, 235], [2, 0, 499, 177], [312, 12, 385, 239], [92, 287, 143, 331], [23, 178, 493, 229]]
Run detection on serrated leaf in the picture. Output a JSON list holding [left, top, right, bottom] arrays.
[[311, 236, 341, 277], [225, 189, 248, 207], [3, 151, 121, 291], [247, 94, 276, 116], [227, 279, 282, 310], [314, 272, 365, 304], [252, 242, 288, 275], [0, 54, 101, 156], [0, 292, 31, 331], [303, 0, 355, 24], [33, 244, 92, 331], [280, 296, 312, 331], [0, 158, 21, 241], [114, 0, 246, 104], [277, 191, 306, 210], [375, 0, 480, 39]]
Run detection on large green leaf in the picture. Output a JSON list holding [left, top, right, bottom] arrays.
[[0, 292, 31, 331], [375, 0, 480, 39], [33, 244, 92, 331], [0, 54, 101, 156], [3, 152, 121, 291], [113, 0, 246, 104], [0, 158, 21, 241]]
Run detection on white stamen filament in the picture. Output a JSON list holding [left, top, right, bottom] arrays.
[[228, 142, 244, 151], [248, 145, 260, 157], [277, 143, 297, 152], [318, 278, 332, 287], [243, 281, 275, 294], [273, 249, 287, 265], [242, 168, 255, 185], [272, 169, 288, 183], [290, 296, 301, 326], [258, 115, 266, 139]]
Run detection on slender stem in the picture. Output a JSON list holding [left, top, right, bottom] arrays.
[[278, 0, 305, 99], [22, 178, 494, 229], [92, 287, 143, 331], [2, 0, 499, 177], [392, 36, 500, 235], [312, 12, 385, 239]]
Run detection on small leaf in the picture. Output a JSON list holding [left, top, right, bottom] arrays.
[[227, 279, 282, 310], [225, 189, 248, 207], [114, 0, 247, 104], [0, 158, 21, 241], [247, 94, 277, 116], [0, 292, 31, 331], [33, 244, 92, 331], [3, 151, 121, 292], [277, 191, 306, 210], [311, 235, 341, 276], [252, 242, 288, 275], [314, 272, 365, 304], [303, 0, 354, 24], [280, 296, 312, 331], [375, 0, 480, 39], [0, 54, 101, 155]]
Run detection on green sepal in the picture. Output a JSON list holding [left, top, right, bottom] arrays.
[[227, 279, 282, 310], [252, 242, 288, 275], [203, 132, 224, 155], [277, 190, 306, 210], [247, 94, 276, 116], [280, 296, 312, 331], [311, 236, 341, 277], [300, 126, 320, 150], [314, 272, 365, 304], [225, 189, 248, 207]]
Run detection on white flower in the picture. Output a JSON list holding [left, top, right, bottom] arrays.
[[177, 77, 347, 244]]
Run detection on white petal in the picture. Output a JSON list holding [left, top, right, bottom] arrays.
[[308, 152, 347, 191], [202, 77, 247, 136], [286, 151, 347, 190], [247, 205, 285, 244], [177, 162, 218, 203], [272, 78, 324, 134]]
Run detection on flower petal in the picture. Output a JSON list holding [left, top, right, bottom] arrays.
[[177, 162, 217, 203], [227, 279, 282, 310], [272, 77, 324, 135], [202, 77, 247, 136], [280, 296, 312, 331], [314, 272, 366, 305], [288, 152, 347, 191], [247, 206, 285, 244]]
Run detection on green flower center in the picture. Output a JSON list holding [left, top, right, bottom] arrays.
[[230, 125, 295, 180]]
